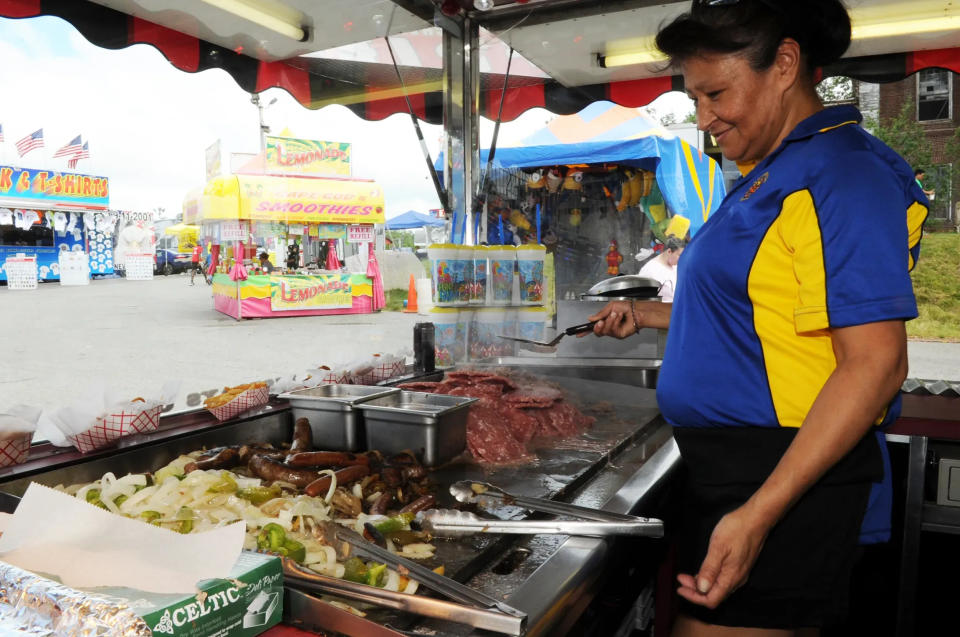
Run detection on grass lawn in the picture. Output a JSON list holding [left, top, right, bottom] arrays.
[[909, 232, 960, 342], [384, 288, 410, 312]]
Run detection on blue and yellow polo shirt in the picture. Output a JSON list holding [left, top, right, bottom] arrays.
[[657, 105, 927, 431]]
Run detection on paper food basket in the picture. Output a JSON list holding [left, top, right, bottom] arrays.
[[68, 404, 163, 454], [0, 434, 32, 468], [351, 358, 406, 385], [207, 386, 270, 422]]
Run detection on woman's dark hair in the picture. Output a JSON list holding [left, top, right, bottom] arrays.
[[664, 236, 685, 252], [655, 0, 851, 75]]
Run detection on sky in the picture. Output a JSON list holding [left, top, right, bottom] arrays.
[[0, 15, 693, 220]]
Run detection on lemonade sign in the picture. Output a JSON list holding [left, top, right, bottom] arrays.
[[270, 275, 353, 311], [266, 136, 351, 177]]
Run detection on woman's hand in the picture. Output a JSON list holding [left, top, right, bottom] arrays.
[[676, 506, 770, 609], [585, 301, 638, 339], [585, 299, 672, 339]]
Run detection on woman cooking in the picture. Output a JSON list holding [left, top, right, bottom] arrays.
[[589, 0, 928, 635]]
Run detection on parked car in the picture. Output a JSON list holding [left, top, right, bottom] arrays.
[[154, 247, 192, 275]]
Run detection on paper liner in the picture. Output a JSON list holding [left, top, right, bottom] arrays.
[[207, 386, 269, 421], [67, 405, 162, 454], [0, 561, 150, 635], [0, 433, 31, 468], [351, 358, 406, 385]]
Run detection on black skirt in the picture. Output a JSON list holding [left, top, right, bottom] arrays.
[[671, 426, 884, 630]]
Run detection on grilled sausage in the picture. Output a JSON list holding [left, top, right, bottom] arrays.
[[399, 494, 436, 514], [304, 465, 371, 498], [248, 454, 320, 488], [369, 491, 393, 515], [184, 447, 241, 473], [238, 444, 284, 465], [289, 418, 313, 454], [381, 466, 403, 488], [286, 451, 371, 468]]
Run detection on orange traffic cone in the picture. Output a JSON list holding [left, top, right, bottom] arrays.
[[403, 274, 418, 313]]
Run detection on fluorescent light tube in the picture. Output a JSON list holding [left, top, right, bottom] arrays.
[[199, 0, 306, 41], [600, 50, 668, 68], [852, 15, 960, 40], [599, 10, 960, 68]]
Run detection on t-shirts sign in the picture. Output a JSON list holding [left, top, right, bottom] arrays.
[[347, 225, 373, 243]]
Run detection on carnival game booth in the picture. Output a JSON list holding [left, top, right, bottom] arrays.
[[0, 165, 113, 284], [436, 117, 726, 299], [187, 173, 386, 319]]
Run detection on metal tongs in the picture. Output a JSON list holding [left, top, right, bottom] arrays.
[[283, 523, 526, 636], [420, 480, 663, 538]]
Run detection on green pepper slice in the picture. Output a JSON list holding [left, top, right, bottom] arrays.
[[208, 471, 238, 494], [366, 563, 387, 587], [257, 523, 287, 551], [373, 512, 416, 534], [343, 557, 368, 584], [237, 485, 282, 506], [283, 538, 306, 563]]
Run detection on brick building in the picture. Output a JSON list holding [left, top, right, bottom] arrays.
[[872, 69, 960, 223]]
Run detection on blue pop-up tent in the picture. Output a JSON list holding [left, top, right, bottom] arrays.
[[385, 210, 446, 230]]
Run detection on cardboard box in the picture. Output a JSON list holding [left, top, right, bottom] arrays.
[[90, 551, 283, 636]]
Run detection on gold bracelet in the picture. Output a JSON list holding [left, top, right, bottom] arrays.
[[630, 299, 641, 334]]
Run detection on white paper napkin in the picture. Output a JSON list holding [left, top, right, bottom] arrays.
[[0, 483, 245, 594]]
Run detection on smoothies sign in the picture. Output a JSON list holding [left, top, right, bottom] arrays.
[[0, 165, 109, 210], [201, 175, 385, 225], [270, 275, 353, 311], [266, 136, 351, 177]]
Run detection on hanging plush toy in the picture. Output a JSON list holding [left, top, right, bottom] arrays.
[[545, 167, 563, 193], [562, 170, 583, 192], [627, 170, 644, 206], [606, 239, 623, 276], [616, 169, 635, 212], [569, 208, 583, 227], [526, 170, 545, 190], [509, 208, 532, 232]]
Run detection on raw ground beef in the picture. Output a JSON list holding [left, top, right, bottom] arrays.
[[446, 383, 505, 401], [524, 402, 595, 438], [466, 403, 529, 463], [397, 382, 443, 392], [401, 369, 593, 463], [499, 406, 539, 443]]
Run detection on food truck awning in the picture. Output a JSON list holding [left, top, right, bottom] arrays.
[[196, 175, 385, 225], [4, 1, 959, 124]]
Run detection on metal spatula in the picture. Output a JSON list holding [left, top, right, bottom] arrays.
[[497, 321, 597, 349]]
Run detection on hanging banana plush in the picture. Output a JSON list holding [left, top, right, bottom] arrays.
[[616, 169, 634, 212], [510, 208, 532, 232], [627, 170, 644, 206], [527, 170, 545, 190], [562, 170, 583, 192]]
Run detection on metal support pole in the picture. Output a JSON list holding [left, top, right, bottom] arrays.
[[442, 18, 479, 245], [896, 435, 927, 636]]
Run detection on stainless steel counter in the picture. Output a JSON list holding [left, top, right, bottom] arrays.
[[0, 362, 676, 637]]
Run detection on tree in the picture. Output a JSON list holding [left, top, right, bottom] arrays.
[[864, 100, 933, 172], [866, 100, 956, 219], [816, 76, 855, 104]]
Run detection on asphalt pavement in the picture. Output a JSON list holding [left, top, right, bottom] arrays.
[[2, 274, 958, 415], [1, 273, 421, 413]]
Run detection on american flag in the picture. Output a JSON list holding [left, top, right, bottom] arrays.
[[15, 129, 44, 157], [68, 142, 90, 169], [0, 124, 4, 143], [53, 135, 82, 158]]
